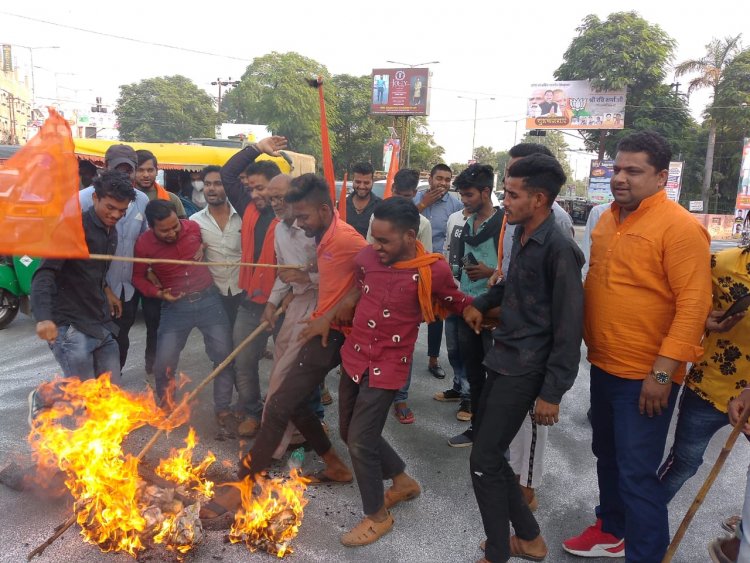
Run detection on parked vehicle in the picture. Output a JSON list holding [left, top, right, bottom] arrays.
[[0, 255, 39, 329]]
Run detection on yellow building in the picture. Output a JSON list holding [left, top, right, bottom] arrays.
[[0, 45, 32, 145]]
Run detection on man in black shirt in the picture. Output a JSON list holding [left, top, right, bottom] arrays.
[[463, 154, 584, 563], [29, 171, 135, 420], [345, 162, 380, 238]]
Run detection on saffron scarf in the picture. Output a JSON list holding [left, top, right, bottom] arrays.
[[153, 181, 171, 201], [392, 240, 448, 323], [240, 204, 279, 303]]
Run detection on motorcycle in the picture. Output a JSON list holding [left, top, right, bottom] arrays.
[[0, 255, 40, 329]]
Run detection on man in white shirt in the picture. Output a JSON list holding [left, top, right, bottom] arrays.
[[190, 166, 244, 326]]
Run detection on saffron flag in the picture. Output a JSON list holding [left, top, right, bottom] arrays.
[[0, 109, 88, 258], [383, 145, 400, 199], [311, 76, 336, 202], [338, 172, 348, 222]]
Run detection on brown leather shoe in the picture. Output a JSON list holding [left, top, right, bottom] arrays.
[[237, 417, 259, 437], [340, 513, 394, 546], [510, 534, 548, 561], [520, 484, 539, 512], [384, 480, 421, 509]]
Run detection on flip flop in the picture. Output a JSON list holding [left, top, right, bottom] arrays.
[[199, 499, 236, 530], [305, 470, 353, 485], [393, 403, 415, 424]]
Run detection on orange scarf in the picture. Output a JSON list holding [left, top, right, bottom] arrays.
[[240, 204, 279, 303], [393, 240, 448, 323], [153, 181, 171, 201]]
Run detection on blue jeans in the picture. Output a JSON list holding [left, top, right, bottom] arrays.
[[153, 289, 235, 414], [658, 386, 729, 502], [590, 365, 679, 563], [233, 300, 272, 420], [50, 324, 120, 380], [445, 314, 469, 399], [393, 362, 413, 403]]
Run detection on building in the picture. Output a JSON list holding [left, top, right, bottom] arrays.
[[0, 45, 32, 145]]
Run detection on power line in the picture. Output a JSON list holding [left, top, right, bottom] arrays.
[[0, 11, 251, 62]]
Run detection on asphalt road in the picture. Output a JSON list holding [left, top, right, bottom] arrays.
[[0, 306, 748, 563]]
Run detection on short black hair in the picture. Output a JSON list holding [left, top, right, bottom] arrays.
[[453, 163, 494, 191], [92, 169, 136, 202], [430, 163, 452, 177], [200, 165, 221, 181], [78, 159, 98, 175], [145, 199, 177, 228], [506, 154, 566, 207], [285, 173, 332, 207], [616, 130, 672, 171], [508, 143, 554, 159], [244, 160, 281, 181], [373, 197, 420, 234], [136, 149, 158, 168], [352, 162, 374, 177], [393, 168, 420, 194]]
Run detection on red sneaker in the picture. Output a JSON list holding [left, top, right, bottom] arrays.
[[563, 519, 625, 558]]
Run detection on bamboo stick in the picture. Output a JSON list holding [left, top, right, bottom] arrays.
[[88, 253, 302, 269], [27, 306, 285, 560], [662, 401, 750, 562]]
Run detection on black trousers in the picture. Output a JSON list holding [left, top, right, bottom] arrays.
[[457, 320, 493, 428], [470, 369, 544, 563], [113, 289, 139, 369], [219, 291, 245, 328], [238, 330, 344, 478], [140, 294, 162, 373], [339, 369, 405, 515]]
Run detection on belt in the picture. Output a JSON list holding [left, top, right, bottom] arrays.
[[183, 286, 214, 303]]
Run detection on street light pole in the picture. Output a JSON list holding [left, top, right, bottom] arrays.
[[458, 95, 494, 160], [504, 117, 524, 146]]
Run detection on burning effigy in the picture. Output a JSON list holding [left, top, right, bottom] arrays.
[[26, 374, 308, 559]]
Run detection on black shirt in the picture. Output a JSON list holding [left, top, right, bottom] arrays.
[[31, 207, 118, 339], [254, 205, 276, 261], [346, 193, 381, 238], [472, 212, 584, 404]]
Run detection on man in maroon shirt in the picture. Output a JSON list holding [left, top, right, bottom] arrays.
[[337, 197, 473, 547], [132, 200, 237, 429]]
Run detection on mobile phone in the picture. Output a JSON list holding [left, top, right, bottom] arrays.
[[462, 252, 479, 267], [719, 294, 750, 323]]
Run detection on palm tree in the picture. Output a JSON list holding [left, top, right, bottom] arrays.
[[675, 34, 742, 211]]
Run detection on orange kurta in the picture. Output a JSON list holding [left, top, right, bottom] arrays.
[[584, 190, 712, 383]]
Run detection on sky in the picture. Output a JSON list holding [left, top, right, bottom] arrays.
[[1, 1, 747, 178]]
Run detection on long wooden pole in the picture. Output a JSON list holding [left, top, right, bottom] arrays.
[[88, 254, 302, 269], [27, 306, 285, 561], [662, 402, 750, 562]]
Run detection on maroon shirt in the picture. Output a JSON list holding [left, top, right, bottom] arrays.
[[132, 219, 214, 298], [341, 245, 472, 390]]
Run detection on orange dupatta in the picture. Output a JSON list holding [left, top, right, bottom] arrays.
[[239, 205, 279, 303], [153, 181, 171, 201], [392, 240, 448, 323]]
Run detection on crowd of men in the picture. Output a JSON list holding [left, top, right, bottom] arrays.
[[24, 130, 750, 562]]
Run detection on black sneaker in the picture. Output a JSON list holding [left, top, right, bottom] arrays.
[[27, 389, 44, 428], [448, 428, 473, 448], [433, 388, 461, 402], [456, 400, 472, 422]]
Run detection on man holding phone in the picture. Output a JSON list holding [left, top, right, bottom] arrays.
[[446, 163, 503, 447]]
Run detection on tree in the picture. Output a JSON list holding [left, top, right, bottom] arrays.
[[221, 52, 337, 161], [116, 75, 216, 142], [472, 146, 510, 175], [518, 131, 575, 181], [329, 74, 390, 176], [675, 34, 743, 210], [406, 117, 445, 172], [554, 12, 680, 156]]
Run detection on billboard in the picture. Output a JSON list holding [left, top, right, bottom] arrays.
[[735, 138, 750, 211], [371, 68, 430, 116], [383, 139, 400, 171], [588, 160, 684, 203], [527, 81, 626, 130]]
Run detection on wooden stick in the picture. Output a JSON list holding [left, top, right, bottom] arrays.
[[662, 401, 750, 562], [88, 253, 302, 269], [27, 306, 285, 560]]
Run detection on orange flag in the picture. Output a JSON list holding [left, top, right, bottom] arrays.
[[383, 145, 400, 199], [0, 109, 88, 258], [338, 172, 348, 221]]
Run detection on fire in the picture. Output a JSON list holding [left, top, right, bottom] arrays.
[[156, 428, 216, 499], [229, 468, 310, 558], [27, 374, 202, 557]]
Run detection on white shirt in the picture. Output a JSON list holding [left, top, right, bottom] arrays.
[[268, 220, 319, 307], [190, 203, 243, 295], [581, 203, 609, 280], [365, 213, 433, 251]]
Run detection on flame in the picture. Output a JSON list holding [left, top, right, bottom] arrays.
[[156, 428, 216, 499], [229, 469, 309, 558], [27, 374, 198, 557]]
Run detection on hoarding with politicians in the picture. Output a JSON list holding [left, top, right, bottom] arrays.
[[527, 81, 626, 130], [371, 68, 430, 116], [735, 138, 750, 211]]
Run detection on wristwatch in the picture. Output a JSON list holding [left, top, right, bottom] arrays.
[[651, 369, 672, 385]]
